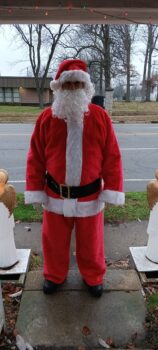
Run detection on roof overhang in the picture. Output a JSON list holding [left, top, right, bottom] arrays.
[[0, 1, 158, 24]]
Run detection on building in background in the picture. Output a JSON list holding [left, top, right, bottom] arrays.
[[0, 77, 52, 105]]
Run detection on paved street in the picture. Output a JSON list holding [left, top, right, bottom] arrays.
[[116, 123, 158, 191], [0, 122, 158, 192]]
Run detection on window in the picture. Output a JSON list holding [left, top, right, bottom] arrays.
[[13, 88, 20, 103], [0, 88, 4, 102], [5, 88, 12, 102], [0, 88, 20, 103]]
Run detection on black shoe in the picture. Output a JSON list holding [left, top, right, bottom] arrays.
[[43, 279, 59, 294], [84, 280, 103, 297]]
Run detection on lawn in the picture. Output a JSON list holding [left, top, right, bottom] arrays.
[[113, 101, 158, 116], [104, 191, 149, 223], [0, 105, 42, 122], [0, 105, 41, 114], [0, 101, 158, 122]]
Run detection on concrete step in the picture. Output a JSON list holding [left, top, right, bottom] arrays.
[[33, 348, 152, 350], [16, 269, 147, 349], [24, 268, 141, 292]]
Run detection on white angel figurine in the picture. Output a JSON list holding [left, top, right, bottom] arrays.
[[146, 169, 158, 263], [0, 169, 18, 269]]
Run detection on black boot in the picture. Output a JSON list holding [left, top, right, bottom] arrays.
[[43, 279, 59, 294], [84, 280, 103, 297]]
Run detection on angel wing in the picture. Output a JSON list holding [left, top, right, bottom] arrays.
[[0, 184, 16, 215], [147, 181, 158, 210]]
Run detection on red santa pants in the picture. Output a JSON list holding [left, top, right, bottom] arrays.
[[42, 210, 106, 286]]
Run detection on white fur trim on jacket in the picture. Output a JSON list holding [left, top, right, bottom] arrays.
[[24, 191, 105, 217], [65, 119, 83, 186], [98, 190, 125, 205], [24, 191, 48, 205], [43, 196, 105, 217], [50, 69, 95, 96]]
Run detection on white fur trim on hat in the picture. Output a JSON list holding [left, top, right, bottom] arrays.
[[50, 69, 94, 92]]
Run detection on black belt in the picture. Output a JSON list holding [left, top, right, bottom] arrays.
[[46, 172, 101, 199]]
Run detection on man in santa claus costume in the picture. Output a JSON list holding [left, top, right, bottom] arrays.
[[25, 59, 125, 297]]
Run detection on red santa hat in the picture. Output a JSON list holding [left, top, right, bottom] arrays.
[[50, 59, 94, 96]]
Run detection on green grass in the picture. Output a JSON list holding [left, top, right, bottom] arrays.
[[14, 192, 150, 223], [1, 102, 158, 119], [0, 105, 42, 114], [104, 192, 149, 223], [29, 253, 43, 270], [148, 293, 158, 311], [14, 193, 43, 222], [146, 293, 158, 349]]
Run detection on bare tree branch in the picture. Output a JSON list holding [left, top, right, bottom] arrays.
[[12, 24, 72, 107]]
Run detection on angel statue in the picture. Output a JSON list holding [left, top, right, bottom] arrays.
[[0, 169, 18, 269], [146, 169, 158, 263]]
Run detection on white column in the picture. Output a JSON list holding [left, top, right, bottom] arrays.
[[0, 203, 18, 269], [146, 202, 158, 263], [0, 282, 5, 334], [105, 88, 114, 116]]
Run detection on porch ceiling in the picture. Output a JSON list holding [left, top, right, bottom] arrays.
[[0, 1, 158, 24]]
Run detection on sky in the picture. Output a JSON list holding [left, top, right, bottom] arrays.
[[0, 25, 144, 81], [0, 26, 29, 76]]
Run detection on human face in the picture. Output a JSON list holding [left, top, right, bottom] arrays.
[[52, 82, 90, 124], [61, 81, 85, 90]]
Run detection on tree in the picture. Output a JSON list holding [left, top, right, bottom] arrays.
[[113, 83, 125, 100], [148, 73, 158, 101], [60, 24, 113, 94], [13, 24, 70, 107], [111, 25, 138, 102], [140, 25, 158, 101], [61, 24, 140, 102]]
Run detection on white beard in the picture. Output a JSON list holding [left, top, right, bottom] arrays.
[[52, 88, 91, 125]]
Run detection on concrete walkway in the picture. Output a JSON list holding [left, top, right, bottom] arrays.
[[15, 220, 150, 349], [15, 220, 148, 260]]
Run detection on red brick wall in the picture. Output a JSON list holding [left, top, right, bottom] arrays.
[[19, 87, 51, 104]]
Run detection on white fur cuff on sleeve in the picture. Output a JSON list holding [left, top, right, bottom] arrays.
[[99, 190, 125, 205], [24, 191, 48, 205]]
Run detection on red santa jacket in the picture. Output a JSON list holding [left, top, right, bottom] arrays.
[[25, 104, 124, 217]]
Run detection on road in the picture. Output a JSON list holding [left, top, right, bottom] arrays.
[[0, 123, 158, 192]]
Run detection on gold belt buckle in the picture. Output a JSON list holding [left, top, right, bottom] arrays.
[[59, 184, 70, 199]]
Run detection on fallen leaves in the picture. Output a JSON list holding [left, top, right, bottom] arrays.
[[9, 290, 22, 298], [82, 326, 91, 336], [16, 334, 33, 350], [106, 336, 113, 346], [15, 220, 21, 224], [107, 255, 130, 269], [127, 342, 135, 349], [24, 226, 31, 232], [144, 284, 158, 296], [2, 283, 22, 334], [98, 337, 110, 348]]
